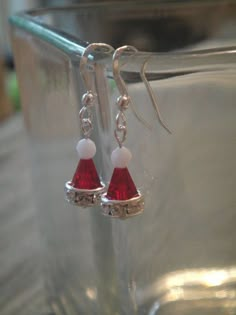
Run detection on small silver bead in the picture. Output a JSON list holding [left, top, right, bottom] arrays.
[[117, 95, 130, 110], [82, 91, 94, 106]]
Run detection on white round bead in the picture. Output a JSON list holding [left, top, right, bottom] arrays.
[[76, 139, 96, 159], [111, 146, 132, 168]]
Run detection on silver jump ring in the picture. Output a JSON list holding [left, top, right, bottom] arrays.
[[82, 118, 93, 138], [79, 105, 93, 138], [114, 128, 127, 147], [116, 111, 126, 130], [114, 111, 127, 146]]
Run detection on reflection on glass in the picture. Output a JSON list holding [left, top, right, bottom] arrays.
[[141, 268, 236, 315]]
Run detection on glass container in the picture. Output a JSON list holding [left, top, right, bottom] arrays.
[[9, 2, 236, 314]]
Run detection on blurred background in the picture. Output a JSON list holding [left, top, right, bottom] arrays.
[[0, 0, 64, 120]]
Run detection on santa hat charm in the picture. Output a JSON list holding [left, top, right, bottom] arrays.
[[65, 137, 106, 207], [101, 146, 144, 218]]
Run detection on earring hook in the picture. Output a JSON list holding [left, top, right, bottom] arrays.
[[140, 59, 172, 134], [113, 45, 138, 97], [80, 43, 114, 92], [112, 45, 152, 130]]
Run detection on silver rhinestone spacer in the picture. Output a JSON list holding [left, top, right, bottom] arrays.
[[64, 181, 106, 207], [101, 191, 144, 219]]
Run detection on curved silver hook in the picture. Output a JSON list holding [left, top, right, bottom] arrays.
[[140, 59, 172, 134], [113, 45, 152, 130], [112, 45, 138, 97], [80, 43, 114, 92]]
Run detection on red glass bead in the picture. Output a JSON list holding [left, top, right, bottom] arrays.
[[106, 167, 139, 200], [71, 159, 102, 190]]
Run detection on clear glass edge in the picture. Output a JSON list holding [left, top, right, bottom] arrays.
[[9, 2, 236, 73]]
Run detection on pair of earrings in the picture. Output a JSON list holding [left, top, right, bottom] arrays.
[[65, 43, 170, 219]]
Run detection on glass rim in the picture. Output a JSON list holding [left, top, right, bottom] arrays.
[[9, 1, 236, 73]]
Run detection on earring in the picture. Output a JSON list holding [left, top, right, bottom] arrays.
[[101, 45, 144, 219], [65, 43, 113, 207]]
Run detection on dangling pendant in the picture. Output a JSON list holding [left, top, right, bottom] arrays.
[[65, 138, 106, 207], [101, 146, 144, 219]]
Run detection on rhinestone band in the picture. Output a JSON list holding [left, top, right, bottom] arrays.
[[101, 192, 144, 219], [65, 181, 106, 207]]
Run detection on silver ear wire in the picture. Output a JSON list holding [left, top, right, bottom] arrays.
[[140, 59, 172, 134], [80, 43, 114, 93], [113, 45, 152, 130], [112, 45, 137, 97]]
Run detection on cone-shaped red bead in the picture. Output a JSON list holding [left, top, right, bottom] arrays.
[[106, 167, 139, 200], [71, 159, 102, 189]]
